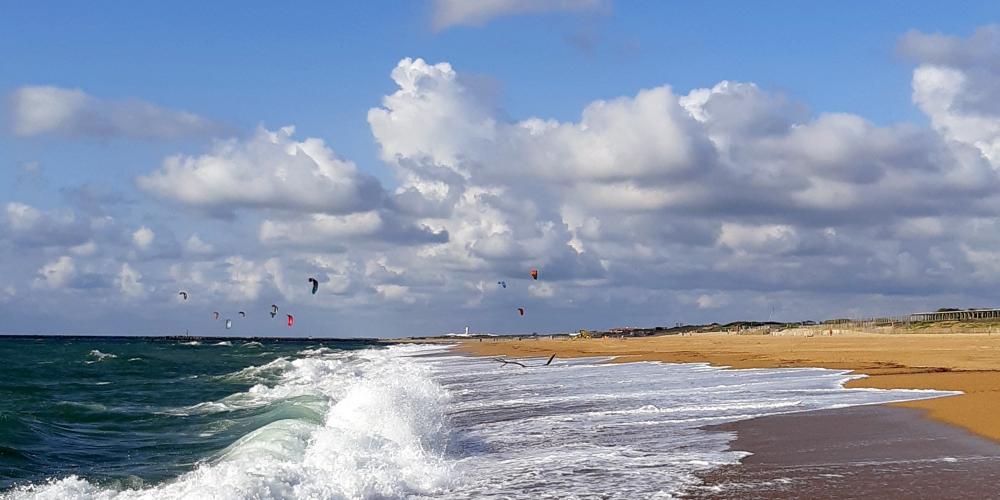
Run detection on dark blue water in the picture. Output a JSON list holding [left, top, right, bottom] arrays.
[[0, 336, 380, 491]]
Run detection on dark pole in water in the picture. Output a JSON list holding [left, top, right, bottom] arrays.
[[491, 355, 557, 368], [492, 357, 527, 368]]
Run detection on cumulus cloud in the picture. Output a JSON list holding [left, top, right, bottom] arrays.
[[259, 211, 448, 247], [6, 202, 42, 232], [16, 28, 1000, 334], [115, 263, 146, 298], [9, 86, 222, 140], [360, 54, 1000, 318], [899, 26, 1000, 170], [185, 234, 214, 255], [224, 256, 265, 301], [696, 293, 728, 310], [33, 256, 76, 289], [138, 127, 384, 216], [70, 241, 98, 256], [717, 223, 799, 255], [528, 282, 555, 298], [139, 124, 445, 250], [132, 226, 155, 250], [2, 202, 92, 248], [369, 58, 717, 184], [375, 283, 414, 303], [432, 0, 606, 30], [369, 58, 995, 251]]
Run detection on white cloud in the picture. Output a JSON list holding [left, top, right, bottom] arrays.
[[2, 202, 91, 248], [900, 26, 1000, 168], [696, 293, 728, 310], [529, 282, 555, 298], [375, 284, 414, 303], [138, 127, 383, 216], [33, 256, 76, 289], [910, 66, 1000, 167], [261, 212, 384, 244], [263, 258, 297, 302], [9, 86, 221, 140], [896, 217, 945, 239], [6, 202, 42, 230], [368, 59, 496, 174], [369, 58, 715, 184], [432, 0, 606, 30], [303, 255, 354, 295], [70, 241, 98, 256], [717, 223, 799, 254], [115, 263, 145, 298], [10, 87, 88, 137], [224, 256, 265, 301], [963, 245, 1000, 281], [259, 211, 447, 247], [365, 256, 406, 279], [185, 234, 214, 254], [132, 226, 155, 250], [16, 29, 1000, 333]]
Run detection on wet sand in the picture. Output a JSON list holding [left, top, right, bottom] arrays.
[[686, 405, 1000, 499], [456, 333, 1000, 441]]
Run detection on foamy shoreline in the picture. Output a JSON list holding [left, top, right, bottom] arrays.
[[453, 332, 1000, 442]]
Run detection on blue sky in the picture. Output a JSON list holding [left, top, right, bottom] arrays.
[[6, 1, 990, 182], [4, 1, 1000, 336]]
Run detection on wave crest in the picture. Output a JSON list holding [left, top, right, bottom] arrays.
[[10, 346, 454, 500]]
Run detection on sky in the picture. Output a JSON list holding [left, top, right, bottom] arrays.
[[4, 1, 1000, 337]]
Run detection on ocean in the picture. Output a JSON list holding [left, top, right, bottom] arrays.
[[0, 337, 952, 499]]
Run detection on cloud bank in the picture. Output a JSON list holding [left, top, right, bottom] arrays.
[[6, 26, 1000, 335], [9, 86, 222, 140]]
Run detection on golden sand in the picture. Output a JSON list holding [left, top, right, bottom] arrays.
[[455, 333, 1000, 442]]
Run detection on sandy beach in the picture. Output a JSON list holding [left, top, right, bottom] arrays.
[[457, 332, 1000, 442], [689, 405, 1000, 499], [455, 332, 1000, 496]]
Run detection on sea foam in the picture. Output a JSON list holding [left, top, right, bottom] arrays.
[[85, 350, 117, 363]]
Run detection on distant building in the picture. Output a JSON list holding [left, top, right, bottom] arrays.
[[910, 309, 1000, 321]]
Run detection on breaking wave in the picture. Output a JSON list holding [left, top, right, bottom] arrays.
[[8, 345, 454, 499], [85, 350, 117, 363], [4, 345, 956, 499]]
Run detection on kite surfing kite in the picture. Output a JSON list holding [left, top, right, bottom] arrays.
[[238, 311, 246, 318], [287, 314, 295, 328], [225, 319, 232, 329], [530, 268, 538, 280], [178, 291, 188, 300], [271, 304, 279, 318], [498, 281, 507, 289], [308, 277, 319, 295], [212, 311, 220, 320], [517, 307, 525, 316]]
